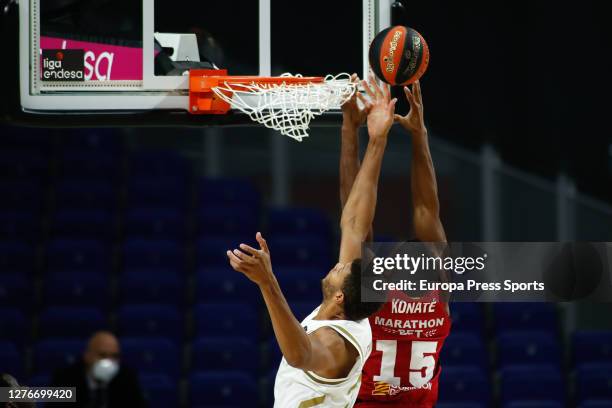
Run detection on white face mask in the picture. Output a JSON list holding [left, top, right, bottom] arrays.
[[91, 358, 119, 384]]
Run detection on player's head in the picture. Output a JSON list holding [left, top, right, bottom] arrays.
[[321, 259, 384, 321]]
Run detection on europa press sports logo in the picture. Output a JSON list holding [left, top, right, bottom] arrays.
[[41, 49, 85, 81]]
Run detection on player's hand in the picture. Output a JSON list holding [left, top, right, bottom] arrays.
[[227, 232, 274, 287], [394, 80, 427, 138], [341, 74, 367, 130], [359, 74, 397, 142]]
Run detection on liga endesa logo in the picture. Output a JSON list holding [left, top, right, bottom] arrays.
[[41, 49, 85, 81]]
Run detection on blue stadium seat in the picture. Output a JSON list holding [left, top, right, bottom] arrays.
[[438, 365, 489, 404], [0, 149, 48, 178], [123, 238, 183, 269], [39, 307, 106, 339], [500, 364, 564, 403], [494, 303, 558, 334], [576, 363, 612, 403], [0, 241, 35, 272], [118, 305, 183, 340], [0, 273, 33, 309], [289, 301, 321, 322], [196, 235, 257, 267], [504, 402, 563, 408], [54, 179, 116, 211], [0, 308, 28, 344], [198, 206, 258, 237], [50, 209, 115, 240], [120, 337, 180, 377], [497, 331, 561, 368], [58, 150, 121, 179], [196, 267, 260, 305], [574, 331, 612, 365], [33, 339, 86, 376], [140, 373, 179, 408], [127, 177, 189, 209], [268, 208, 331, 238], [0, 181, 44, 212], [119, 271, 185, 305], [274, 267, 327, 301], [27, 374, 51, 387], [46, 239, 109, 271], [192, 337, 258, 374], [0, 126, 55, 151], [130, 150, 190, 178], [190, 371, 258, 406], [0, 210, 40, 241], [267, 236, 331, 268], [59, 129, 124, 153], [441, 331, 487, 368], [198, 178, 260, 210], [42, 272, 110, 308], [581, 400, 612, 408], [194, 303, 258, 340], [125, 208, 186, 238], [449, 303, 484, 333], [0, 341, 24, 379]]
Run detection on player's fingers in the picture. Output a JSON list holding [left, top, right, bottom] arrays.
[[239, 243, 260, 257], [404, 86, 416, 106], [361, 79, 376, 100], [256, 232, 270, 254], [369, 73, 383, 99], [382, 82, 391, 100], [393, 114, 403, 122], [232, 248, 253, 262], [356, 92, 372, 111], [227, 250, 242, 268], [387, 98, 397, 114], [414, 80, 422, 102]]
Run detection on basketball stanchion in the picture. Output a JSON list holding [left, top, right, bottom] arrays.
[[188, 69, 357, 142]]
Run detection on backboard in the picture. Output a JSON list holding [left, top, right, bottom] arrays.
[[17, 0, 394, 124]]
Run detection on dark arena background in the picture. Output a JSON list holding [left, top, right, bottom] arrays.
[[1, 0, 611, 407]]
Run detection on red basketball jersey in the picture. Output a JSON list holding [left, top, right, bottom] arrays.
[[356, 290, 451, 407]]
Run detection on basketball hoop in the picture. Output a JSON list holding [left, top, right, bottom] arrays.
[[189, 70, 357, 142]]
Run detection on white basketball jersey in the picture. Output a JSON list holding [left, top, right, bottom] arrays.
[[273, 306, 373, 408]]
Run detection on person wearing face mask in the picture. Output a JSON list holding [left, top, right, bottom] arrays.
[[51, 331, 147, 408]]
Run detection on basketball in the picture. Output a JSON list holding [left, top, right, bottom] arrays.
[[368, 25, 430, 86]]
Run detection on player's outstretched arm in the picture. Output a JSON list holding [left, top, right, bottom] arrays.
[[227, 233, 354, 373], [339, 75, 396, 263], [340, 74, 373, 241], [395, 81, 446, 243]]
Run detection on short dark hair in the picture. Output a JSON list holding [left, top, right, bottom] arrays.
[[342, 259, 385, 321]]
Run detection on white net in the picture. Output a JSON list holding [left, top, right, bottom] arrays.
[[211, 73, 357, 142]]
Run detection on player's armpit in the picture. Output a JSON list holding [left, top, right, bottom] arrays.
[[413, 205, 447, 243], [302, 327, 359, 379]]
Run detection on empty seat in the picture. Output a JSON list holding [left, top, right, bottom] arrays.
[[267, 236, 331, 268], [494, 303, 558, 334], [0, 273, 33, 309], [0, 341, 24, 378], [189, 371, 258, 406], [504, 401, 563, 408], [58, 129, 123, 153], [198, 178, 260, 210], [268, 208, 331, 238], [118, 305, 183, 340], [0, 210, 41, 241], [46, 239, 110, 272], [33, 339, 86, 376], [50, 209, 115, 240], [54, 179, 116, 211], [123, 238, 183, 269], [289, 301, 321, 322], [140, 373, 178, 408], [0, 181, 45, 212], [449, 303, 484, 333], [198, 206, 258, 237], [438, 365, 489, 404], [581, 400, 612, 408], [574, 331, 612, 365], [58, 150, 121, 179], [576, 363, 612, 403], [192, 337, 258, 373], [124, 207, 186, 238], [0, 149, 48, 179], [0, 308, 28, 344], [129, 150, 190, 178], [196, 267, 260, 305], [119, 271, 184, 305], [0, 241, 35, 272], [120, 337, 180, 377], [275, 267, 326, 301], [194, 303, 258, 340], [500, 364, 564, 403], [497, 330, 561, 368], [39, 307, 106, 339], [441, 331, 487, 368], [196, 235, 257, 267], [42, 272, 110, 308], [127, 177, 189, 209]]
